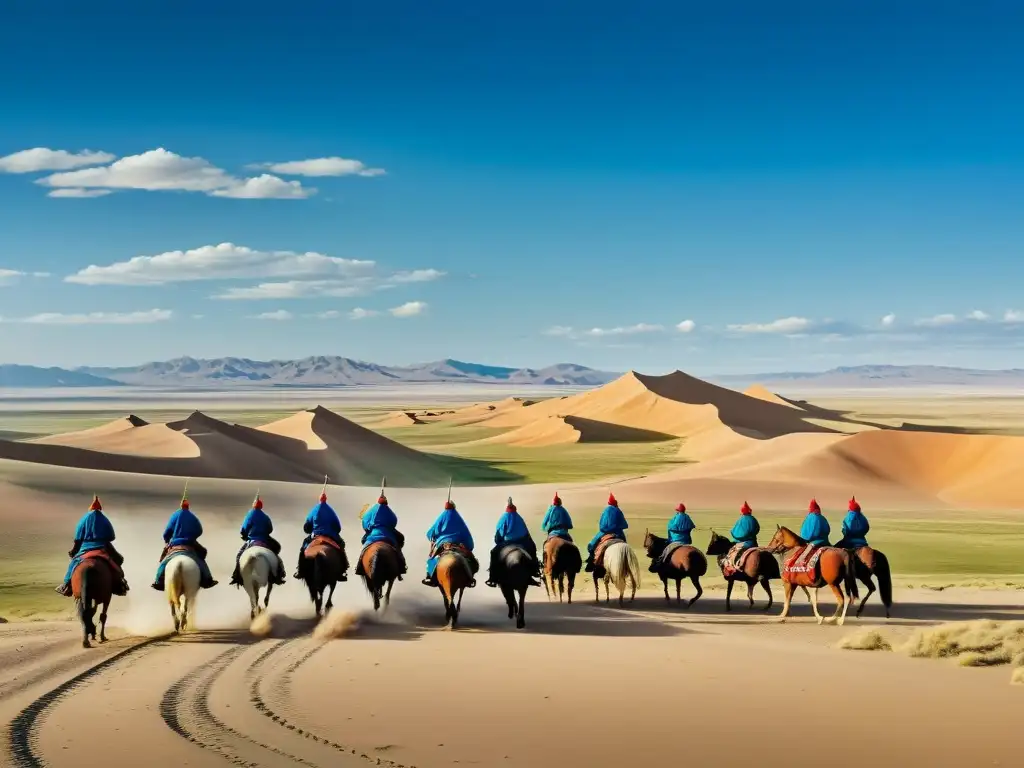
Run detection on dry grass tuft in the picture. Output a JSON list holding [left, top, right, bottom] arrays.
[[837, 629, 892, 652], [900, 620, 1024, 683]]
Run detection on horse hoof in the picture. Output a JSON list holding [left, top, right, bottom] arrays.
[[816, 617, 825, 625], [82, 641, 91, 649]]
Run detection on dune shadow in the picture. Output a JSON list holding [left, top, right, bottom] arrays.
[[424, 453, 524, 484], [870, 601, 1024, 624]]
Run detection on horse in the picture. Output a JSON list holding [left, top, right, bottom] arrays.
[[847, 545, 893, 618], [166, 554, 201, 633], [705, 531, 780, 611], [542, 535, 582, 604], [494, 544, 536, 629], [642, 529, 707, 608], [359, 540, 402, 612], [435, 550, 473, 628], [239, 545, 279, 619], [765, 525, 859, 626], [594, 540, 641, 607], [301, 536, 347, 617], [71, 555, 114, 648]]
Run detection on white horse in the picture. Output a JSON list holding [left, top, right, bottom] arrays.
[[594, 541, 641, 607], [166, 555, 201, 633], [240, 545, 279, 619]]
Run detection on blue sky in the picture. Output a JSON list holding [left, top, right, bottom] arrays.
[[2, 1, 1023, 374]]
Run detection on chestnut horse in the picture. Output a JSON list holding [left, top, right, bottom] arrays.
[[766, 525, 859, 625], [705, 531, 780, 611], [642, 530, 707, 607], [301, 536, 348, 617], [848, 546, 893, 618], [542, 536, 582, 604], [71, 554, 115, 648], [359, 540, 401, 612], [436, 550, 473, 628]]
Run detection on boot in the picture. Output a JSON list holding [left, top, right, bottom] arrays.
[[421, 575, 436, 587], [230, 561, 243, 586], [584, 554, 595, 573], [293, 554, 303, 580], [55, 581, 72, 597], [274, 563, 287, 585], [151, 575, 164, 591]]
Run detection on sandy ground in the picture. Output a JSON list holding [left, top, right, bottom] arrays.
[[2, 489, 1023, 768]]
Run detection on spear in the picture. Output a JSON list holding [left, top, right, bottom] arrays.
[[181, 477, 190, 506], [446, 477, 452, 504]]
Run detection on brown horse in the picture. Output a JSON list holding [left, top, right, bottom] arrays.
[[766, 525, 859, 625], [301, 535, 348, 617], [359, 540, 401, 612], [705, 531, 780, 611], [542, 535, 582, 604], [847, 546, 893, 618], [643, 530, 707, 607], [436, 550, 473, 628], [71, 553, 115, 648]]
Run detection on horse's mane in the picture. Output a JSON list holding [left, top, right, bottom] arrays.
[[644, 531, 668, 556]]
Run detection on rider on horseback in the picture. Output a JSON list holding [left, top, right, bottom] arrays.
[[56, 494, 129, 597], [151, 491, 218, 591], [422, 497, 477, 588], [835, 496, 869, 549], [230, 492, 286, 587], [650, 502, 695, 573], [294, 488, 346, 580], [584, 493, 628, 573], [486, 496, 541, 587], [729, 501, 760, 551], [799, 498, 831, 547], [354, 483, 408, 580], [541, 492, 573, 571]]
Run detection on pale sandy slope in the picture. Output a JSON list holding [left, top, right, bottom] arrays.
[[30, 415, 200, 458]]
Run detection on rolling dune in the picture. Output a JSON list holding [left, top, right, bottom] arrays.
[[31, 416, 200, 459], [468, 414, 677, 447]]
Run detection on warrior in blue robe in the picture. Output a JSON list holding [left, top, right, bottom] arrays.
[[229, 494, 286, 587], [799, 498, 831, 547], [835, 496, 870, 549], [651, 502, 696, 572], [57, 495, 129, 596], [730, 501, 760, 550], [542, 493, 573, 541], [152, 496, 218, 590], [354, 491, 407, 579], [422, 499, 477, 587], [485, 497, 540, 587], [294, 491, 347, 580], [585, 493, 628, 572]]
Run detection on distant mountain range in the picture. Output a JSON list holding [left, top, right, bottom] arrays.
[[0, 357, 619, 388], [714, 365, 1024, 388], [2, 360, 1023, 389]]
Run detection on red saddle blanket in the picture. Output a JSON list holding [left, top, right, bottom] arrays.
[[306, 535, 343, 556], [783, 545, 827, 585], [78, 549, 123, 578], [722, 544, 759, 577], [593, 533, 623, 567]]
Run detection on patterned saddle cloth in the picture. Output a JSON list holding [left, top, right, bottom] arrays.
[[306, 535, 344, 556], [783, 544, 830, 585], [434, 542, 479, 573], [160, 544, 203, 567], [78, 549, 124, 579], [722, 544, 759, 577], [593, 533, 624, 567]]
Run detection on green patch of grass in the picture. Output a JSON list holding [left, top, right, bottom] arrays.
[[377, 422, 508, 448]]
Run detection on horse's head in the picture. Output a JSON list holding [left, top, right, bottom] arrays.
[[643, 528, 665, 557], [766, 524, 798, 553], [705, 530, 729, 556]]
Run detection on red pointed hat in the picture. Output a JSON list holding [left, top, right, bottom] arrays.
[[444, 499, 455, 510], [378, 493, 388, 505], [552, 492, 562, 506], [181, 499, 190, 510], [506, 496, 516, 512], [89, 494, 102, 511], [607, 493, 618, 507], [253, 495, 263, 510], [740, 501, 752, 515], [808, 498, 821, 513], [319, 492, 328, 503], [849, 496, 860, 512], [675, 502, 686, 513]]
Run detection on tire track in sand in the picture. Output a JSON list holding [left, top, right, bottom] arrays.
[[5, 634, 171, 768]]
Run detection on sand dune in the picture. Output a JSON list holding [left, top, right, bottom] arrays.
[[744, 383, 803, 409], [427, 396, 540, 425], [371, 410, 426, 428], [31, 416, 200, 458], [469, 414, 677, 448]]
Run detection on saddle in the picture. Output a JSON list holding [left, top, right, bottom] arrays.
[[782, 544, 830, 586], [306, 535, 344, 557], [721, 544, 759, 577], [435, 542, 479, 573], [657, 541, 686, 566], [593, 533, 622, 568], [78, 549, 124, 579]]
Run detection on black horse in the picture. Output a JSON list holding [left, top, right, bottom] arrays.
[[494, 544, 538, 629]]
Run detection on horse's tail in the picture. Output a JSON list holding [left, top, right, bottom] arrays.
[[843, 549, 859, 600], [79, 566, 93, 634], [627, 546, 641, 589], [874, 550, 892, 612]]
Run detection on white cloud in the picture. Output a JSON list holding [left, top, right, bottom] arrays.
[[36, 148, 315, 199], [1004, 310, 1024, 323], [252, 310, 293, 321], [389, 301, 427, 317], [543, 325, 575, 337], [349, 308, 379, 320], [0, 269, 25, 285], [15, 309, 172, 325], [251, 157, 386, 177], [881, 313, 896, 327], [214, 278, 377, 300], [47, 188, 114, 198], [0, 148, 115, 173], [914, 313, 958, 327], [676, 319, 696, 333], [585, 323, 663, 337], [314, 310, 342, 320], [967, 310, 990, 321], [727, 316, 812, 334], [67, 243, 374, 286], [386, 268, 445, 284]]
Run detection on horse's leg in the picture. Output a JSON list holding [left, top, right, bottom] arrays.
[[99, 598, 110, 643], [828, 582, 848, 625], [314, 588, 323, 617], [760, 577, 773, 610], [746, 581, 755, 608], [857, 574, 876, 618], [675, 578, 682, 604], [516, 586, 526, 629], [629, 569, 636, 603], [557, 573, 564, 603], [566, 573, 574, 604], [778, 581, 794, 622], [169, 598, 180, 633], [88, 599, 99, 640], [604, 578, 610, 603], [593, 575, 600, 603], [687, 576, 702, 609], [502, 585, 515, 619], [662, 575, 669, 602], [326, 582, 337, 613], [808, 585, 825, 625], [725, 579, 734, 612], [264, 581, 273, 610], [453, 587, 465, 627], [384, 578, 394, 609], [543, 569, 552, 601], [439, 586, 451, 626], [78, 599, 91, 648]]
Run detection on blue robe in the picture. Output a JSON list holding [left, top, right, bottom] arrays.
[[840, 510, 870, 548], [667, 512, 695, 545], [588, 504, 628, 553], [425, 508, 474, 578], [362, 502, 400, 546], [241, 507, 274, 541], [730, 515, 760, 549], [494, 511, 532, 546], [156, 507, 213, 584], [64, 510, 116, 583], [541, 504, 573, 540], [303, 501, 342, 542], [800, 512, 831, 547]]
